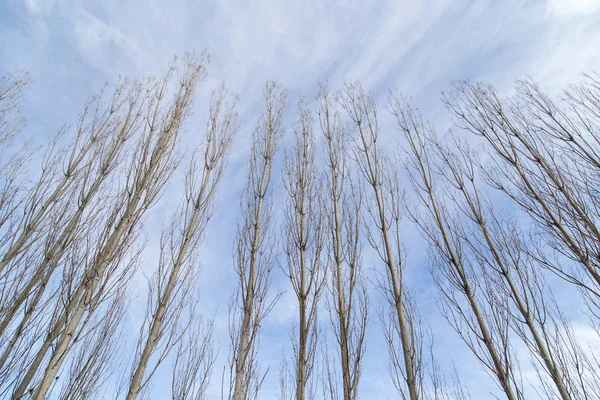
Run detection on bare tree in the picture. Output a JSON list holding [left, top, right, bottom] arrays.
[[227, 82, 287, 400], [431, 132, 576, 399], [281, 99, 327, 400], [339, 81, 422, 400], [11, 52, 209, 400], [388, 91, 523, 400], [317, 84, 368, 400], [126, 84, 238, 400], [442, 76, 600, 301], [444, 143, 575, 399], [436, 75, 600, 399], [0, 78, 147, 381]]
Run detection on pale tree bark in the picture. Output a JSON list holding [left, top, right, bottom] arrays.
[[227, 81, 286, 400], [281, 99, 326, 400], [339, 81, 421, 400], [11, 51, 209, 400], [317, 83, 368, 400], [388, 91, 523, 400], [126, 84, 238, 400]]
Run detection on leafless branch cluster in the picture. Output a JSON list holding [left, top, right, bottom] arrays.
[[317, 84, 368, 400], [126, 83, 238, 400], [386, 71, 600, 400], [337, 81, 426, 400], [226, 82, 287, 400], [1, 53, 599, 400], [0, 52, 234, 400], [280, 98, 327, 400], [444, 76, 600, 303]]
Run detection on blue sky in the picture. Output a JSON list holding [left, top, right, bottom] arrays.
[[1, 0, 600, 398]]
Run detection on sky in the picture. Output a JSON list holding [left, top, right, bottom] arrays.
[[1, 0, 600, 399]]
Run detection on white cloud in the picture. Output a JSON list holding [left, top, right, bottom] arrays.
[[22, 0, 56, 15], [547, 0, 600, 17]]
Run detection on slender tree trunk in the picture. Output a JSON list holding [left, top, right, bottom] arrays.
[[317, 85, 366, 400], [231, 82, 286, 400], [340, 82, 420, 400], [233, 172, 265, 400]]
